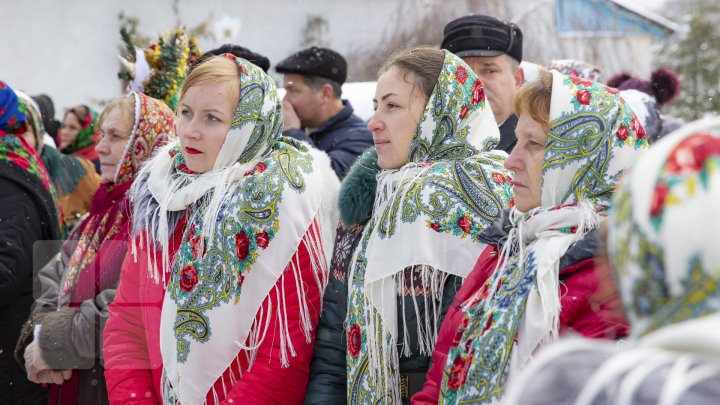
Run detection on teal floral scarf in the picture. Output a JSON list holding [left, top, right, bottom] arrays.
[[346, 51, 513, 403], [440, 71, 648, 404]]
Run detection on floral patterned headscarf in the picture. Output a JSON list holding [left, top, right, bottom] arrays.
[[550, 58, 602, 82], [133, 54, 328, 405], [610, 117, 720, 338], [440, 71, 647, 404], [60, 105, 100, 157], [57, 92, 175, 306], [346, 50, 513, 403], [0, 81, 60, 220]]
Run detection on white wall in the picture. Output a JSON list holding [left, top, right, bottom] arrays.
[[0, 0, 411, 115]]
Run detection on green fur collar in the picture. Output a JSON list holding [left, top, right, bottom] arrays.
[[338, 148, 379, 226]]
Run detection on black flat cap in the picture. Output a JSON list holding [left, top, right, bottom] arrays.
[[441, 15, 523, 63], [275, 46, 347, 85], [191, 44, 271, 73]]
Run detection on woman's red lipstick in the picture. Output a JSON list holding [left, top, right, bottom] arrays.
[[185, 147, 203, 155]]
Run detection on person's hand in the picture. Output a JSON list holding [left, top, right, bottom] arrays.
[[36, 369, 72, 385], [282, 100, 302, 130], [24, 340, 51, 382]]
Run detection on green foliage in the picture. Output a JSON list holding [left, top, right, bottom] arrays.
[[660, 0, 720, 120]]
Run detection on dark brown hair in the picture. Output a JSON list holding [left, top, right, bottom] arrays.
[[379, 46, 445, 99], [514, 68, 553, 129]]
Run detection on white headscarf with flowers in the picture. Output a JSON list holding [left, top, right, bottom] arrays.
[[504, 117, 720, 405], [131, 54, 328, 405], [439, 70, 648, 404], [345, 50, 514, 403]]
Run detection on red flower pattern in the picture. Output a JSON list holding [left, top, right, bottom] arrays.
[[459, 105, 469, 120], [455, 66, 468, 84], [451, 316, 470, 347], [650, 181, 669, 218], [457, 216, 472, 233], [430, 222, 441, 232], [234, 231, 250, 260], [348, 324, 362, 358], [631, 114, 646, 139], [180, 263, 198, 292], [616, 126, 629, 142], [471, 80, 485, 105], [447, 350, 473, 390], [256, 230, 269, 249], [492, 172, 507, 184], [576, 90, 591, 105]]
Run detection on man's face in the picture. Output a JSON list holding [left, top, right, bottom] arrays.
[[282, 73, 323, 128], [462, 54, 523, 125]]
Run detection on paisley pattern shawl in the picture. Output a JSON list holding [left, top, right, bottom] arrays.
[[130, 55, 327, 405], [570, 117, 720, 404], [610, 117, 720, 337], [0, 80, 63, 233], [346, 51, 513, 403], [56, 92, 175, 306], [440, 71, 648, 404]]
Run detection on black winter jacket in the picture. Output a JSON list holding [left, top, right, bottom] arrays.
[[304, 149, 462, 404], [0, 161, 61, 405]]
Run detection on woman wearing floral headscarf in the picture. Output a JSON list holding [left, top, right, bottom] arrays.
[[103, 54, 331, 404], [305, 46, 513, 404], [15, 92, 101, 228], [415, 68, 647, 404], [15, 92, 174, 405], [0, 80, 63, 404], [503, 117, 720, 405], [58, 105, 101, 173]]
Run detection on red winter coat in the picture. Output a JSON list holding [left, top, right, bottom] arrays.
[[412, 244, 628, 404], [103, 218, 324, 404]]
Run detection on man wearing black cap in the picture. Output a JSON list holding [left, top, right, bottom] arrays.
[[276, 46, 373, 179], [442, 15, 525, 153]]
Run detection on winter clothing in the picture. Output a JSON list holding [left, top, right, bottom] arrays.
[[14, 92, 174, 405], [436, 72, 647, 404], [16, 90, 101, 227], [497, 114, 517, 153], [339, 52, 513, 403], [607, 67, 683, 143], [412, 218, 628, 404], [503, 117, 720, 405], [276, 46, 348, 84], [105, 55, 331, 405], [60, 106, 101, 173], [441, 15, 523, 62], [304, 149, 467, 404], [283, 100, 374, 179], [193, 44, 270, 73], [0, 81, 62, 404]]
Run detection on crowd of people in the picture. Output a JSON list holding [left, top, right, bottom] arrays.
[[1, 11, 717, 405]]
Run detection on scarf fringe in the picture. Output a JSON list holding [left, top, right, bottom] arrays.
[[161, 220, 329, 404], [362, 264, 451, 403]]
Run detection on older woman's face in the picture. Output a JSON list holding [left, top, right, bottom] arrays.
[[58, 112, 81, 150], [96, 107, 132, 183], [368, 67, 427, 169], [177, 81, 236, 173], [504, 113, 547, 212]]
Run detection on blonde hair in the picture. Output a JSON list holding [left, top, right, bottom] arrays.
[[98, 94, 135, 131], [514, 68, 553, 130], [179, 56, 241, 105]]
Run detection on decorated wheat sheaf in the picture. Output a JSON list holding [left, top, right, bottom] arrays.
[[118, 27, 202, 110]]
